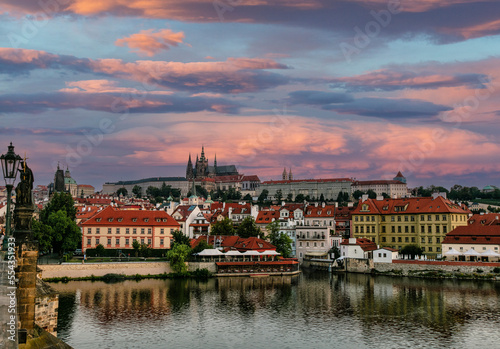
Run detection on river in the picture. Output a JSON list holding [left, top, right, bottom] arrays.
[[51, 272, 500, 349]]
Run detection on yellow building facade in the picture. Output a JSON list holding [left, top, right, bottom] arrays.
[[351, 195, 469, 258]]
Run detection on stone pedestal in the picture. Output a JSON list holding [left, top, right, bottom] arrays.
[[15, 242, 38, 332]]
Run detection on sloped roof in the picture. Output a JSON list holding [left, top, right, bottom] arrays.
[[443, 225, 500, 245], [305, 204, 336, 218], [340, 238, 378, 252], [256, 210, 279, 224], [352, 196, 468, 215], [80, 206, 179, 227]]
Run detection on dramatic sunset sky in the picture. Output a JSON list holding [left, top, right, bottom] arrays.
[[1, 0, 500, 190]]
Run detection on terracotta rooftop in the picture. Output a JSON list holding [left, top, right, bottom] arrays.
[[443, 225, 500, 245], [80, 206, 179, 227], [352, 196, 468, 215]]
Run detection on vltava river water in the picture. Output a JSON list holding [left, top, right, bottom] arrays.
[[51, 272, 500, 349]]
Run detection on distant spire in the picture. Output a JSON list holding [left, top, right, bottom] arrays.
[[214, 153, 218, 168], [282, 167, 288, 180], [186, 153, 193, 179], [289, 168, 293, 180]]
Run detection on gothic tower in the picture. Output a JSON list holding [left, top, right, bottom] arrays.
[[282, 167, 288, 180], [186, 154, 194, 180], [289, 168, 293, 180]]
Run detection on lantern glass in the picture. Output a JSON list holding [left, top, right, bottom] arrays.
[[1, 142, 21, 186]]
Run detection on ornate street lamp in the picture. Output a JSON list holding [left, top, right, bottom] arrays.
[[1, 142, 22, 247]]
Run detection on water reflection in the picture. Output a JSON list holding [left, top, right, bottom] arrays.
[[51, 273, 500, 349]]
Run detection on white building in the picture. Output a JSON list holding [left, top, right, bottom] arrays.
[[373, 247, 399, 263]]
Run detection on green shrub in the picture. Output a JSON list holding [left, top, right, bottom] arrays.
[[493, 267, 500, 273]]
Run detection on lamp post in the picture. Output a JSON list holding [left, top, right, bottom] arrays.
[[1, 142, 22, 249]]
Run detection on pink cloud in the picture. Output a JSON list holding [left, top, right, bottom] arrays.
[[115, 29, 186, 57]]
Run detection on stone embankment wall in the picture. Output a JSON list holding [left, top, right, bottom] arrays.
[[188, 262, 217, 273], [38, 262, 174, 278], [375, 260, 500, 276], [346, 258, 374, 273]]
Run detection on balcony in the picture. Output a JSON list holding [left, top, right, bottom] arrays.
[[297, 234, 326, 240]]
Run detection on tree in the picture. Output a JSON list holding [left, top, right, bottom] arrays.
[[286, 193, 293, 202], [36, 192, 81, 256], [381, 192, 390, 199], [132, 185, 142, 197], [95, 244, 105, 257], [172, 230, 191, 246], [191, 240, 213, 256], [266, 221, 293, 258], [294, 194, 305, 203], [32, 219, 53, 253], [319, 193, 325, 202], [352, 190, 364, 200], [367, 189, 377, 199], [132, 240, 140, 257], [211, 218, 235, 235], [258, 189, 269, 203], [243, 193, 253, 201], [401, 244, 423, 259], [116, 187, 128, 197], [167, 244, 191, 274], [237, 216, 261, 238], [275, 189, 283, 202], [139, 243, 152, 257]]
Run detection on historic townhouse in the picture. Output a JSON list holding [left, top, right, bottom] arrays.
[[351, 194, 469, 258], [80, 206, 180, 252]]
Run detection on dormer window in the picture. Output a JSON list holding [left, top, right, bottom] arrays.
[[163, 219, 167, 222], [156, 218, 161, 222], [144, 218, 149, 222], [118, 218, 123, 222], [96, 218, 101, 222], [108, 218, 113, 222], [132, 218, 137, 222]]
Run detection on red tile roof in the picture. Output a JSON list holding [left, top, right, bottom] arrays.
[[241, 175, 260, 182], [262, 178, 353, 185], [341, 238, 378, 252], [468, 213, 500, 227], [443, 225, 500, 245], [80, 206, 179, 227], [191, 236, 275, 252], [352, 196, 468, 215], [256, 211, 280, 224], [305, 204, 336, 217], [353, 180, 405, 185]]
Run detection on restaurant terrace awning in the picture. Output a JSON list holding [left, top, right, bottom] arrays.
[[196, 249, 224, 256], [444, 248, 462, 256], [463, 248, 481, 256], [481, 249, 500, 257]]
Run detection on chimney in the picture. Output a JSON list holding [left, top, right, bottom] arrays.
[[322, 202, 325, 208], [361, 194, 368, 202], [376, 195, 383, 201], [315, 202, 318, 207]]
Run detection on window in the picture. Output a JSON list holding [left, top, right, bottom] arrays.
[[398, 237, 402, 242], [405, 237, 409, 242], [87, 238, 91, 245], [355, 216, 358, 222], [411, 216, 415, 222], [428, 226, 432, 233], [360, 216, 364, 222], [160, 239, 164, 245], [96, 228, 100, 234], [420, 226, 424, 233], [321, 242, 324, 247], [125, 238, 129, 245], [442, 215, 446, 221], [435, 215, 440, 221], [141, 228, 145, 234], [87, 228, 91, 234], [371, 216, 375, 222], [314, 242, 317, 247], [116, 238, 120, 245], [383, 253, 387, 258], [391, 226, 395, 233], [116, 228, 120, 234], [436, 226, 440, 233], [420, 215, 424, 221], [299, 242, 302, 247], [108, 228, 112, 234], [148, 238, 152, 245], [306, 242, 309, 247], [436, 237, 440, 243], [382, 226, 386, 233], [428, 237, 432, 243], [381, 216, 386, 222], [421, 237, 425, 243], [355, 226, 359, 234], [360, 226, 364, 233], [397, 216, 401, 222], [422, 247, 425, 252], [141, 238, 145, 244], [133, 228, 137, 234], [148, 228, 152, 234], [371, 226, 375, 233], [443, 226, 447, 233], [107, 238, 111, 245], [428, 247, 433, 252], [404, 216, 409, 222], [391, 216, 395, 222], [378, 253, 382, 257], [382, 237, 386, 242], [126, 228, 130, 234], [96, 238, 100, 245], [427, 215, 432, 221], [398, 226, 402, 233], [411, 226, 415, 233], [405, 226, 409, 233], [411, 237, 415, 243], [437, 247, 440, 252], [391, 237, 396, 242], [160, 228, 164, 235]]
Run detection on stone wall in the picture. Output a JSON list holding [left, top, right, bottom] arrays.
[[188, 262, 217, 273], [345, 258, 373, 274], [374, 260, 500, 276], [35, 279, 58, 336], [38, 262, 174, 279]]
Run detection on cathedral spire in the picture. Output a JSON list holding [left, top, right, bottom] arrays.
[[186, 153, 193, 180], [282, 167, 288, 180], [289, 168, 293, 180]]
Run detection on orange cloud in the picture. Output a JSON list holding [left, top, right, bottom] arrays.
[[115, 29, 186, 57]]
